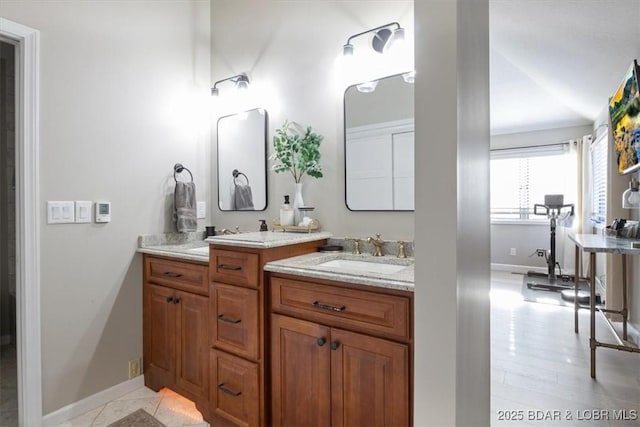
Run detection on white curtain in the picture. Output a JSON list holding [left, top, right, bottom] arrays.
[[558, 135, 592, 277]]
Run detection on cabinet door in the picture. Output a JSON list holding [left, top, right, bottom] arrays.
[[271, 314, 331, 427], [211, 283, 259, 360], [330, 328, 409, 427], [174, 290, 209, 400], [143, 284, 176, 391]]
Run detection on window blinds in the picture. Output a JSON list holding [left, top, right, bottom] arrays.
[[590, 133, 607, 224]]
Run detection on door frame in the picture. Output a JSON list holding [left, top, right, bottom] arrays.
[[0, 17, 42, 426]]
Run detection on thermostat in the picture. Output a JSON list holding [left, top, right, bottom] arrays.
[[95, 202, 111, 223]]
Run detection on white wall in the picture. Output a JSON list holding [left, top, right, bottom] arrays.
[[1, 1, 211, 414], [210, 0, 414, 240], [415, 0, 490, 425]]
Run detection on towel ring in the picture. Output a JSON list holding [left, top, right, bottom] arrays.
[[174, 163, 193, 183], [232, 169, 249, 185]]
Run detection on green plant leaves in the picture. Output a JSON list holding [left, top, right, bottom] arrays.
[[270, 120, 324, 182]]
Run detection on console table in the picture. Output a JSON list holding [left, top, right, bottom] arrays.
[[569, 233, 640, 378]]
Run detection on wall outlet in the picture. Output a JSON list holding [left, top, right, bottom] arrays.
[[536, 249, 546, 257], [128, 357, 141, 379], [510, 248, 517, 256]]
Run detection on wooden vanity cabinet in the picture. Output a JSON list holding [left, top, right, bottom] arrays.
[[143, 255, 209, 416], [208, 241, 326, 427], [270, 274, 413, 427]]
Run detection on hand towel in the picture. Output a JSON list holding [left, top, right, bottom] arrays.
[[175, 181, 197, 232], [233, 184, 254, 210]]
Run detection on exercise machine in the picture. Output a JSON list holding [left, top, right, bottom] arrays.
[[526, 194, 575, 291]]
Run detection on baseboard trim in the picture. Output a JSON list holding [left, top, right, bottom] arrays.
[[491, 263, 546, 275], [42, 376, 145, 426]]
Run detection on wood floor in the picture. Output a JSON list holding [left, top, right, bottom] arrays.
[[491, 271, 640, 427]]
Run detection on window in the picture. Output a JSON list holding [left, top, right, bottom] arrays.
[[490, 144, 576, 221]]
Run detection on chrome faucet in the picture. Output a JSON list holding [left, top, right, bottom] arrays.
[[367, 234, 384, 257]]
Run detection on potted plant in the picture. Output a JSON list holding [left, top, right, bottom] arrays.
[[271, 120, 323, 211]]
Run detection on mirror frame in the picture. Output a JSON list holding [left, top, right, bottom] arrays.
[[216, 108, 269, 211], [343, 72, 415, 212]]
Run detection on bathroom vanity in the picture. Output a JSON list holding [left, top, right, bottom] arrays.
[[138, 232, 414, 426], [265, 252, 413, 426]]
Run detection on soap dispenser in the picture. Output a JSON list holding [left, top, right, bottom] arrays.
[[280, 195, 294, 226]]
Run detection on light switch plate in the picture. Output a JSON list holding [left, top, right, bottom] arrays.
[[47, 201, 75, 224], [197, 201, 206, 219], [75, 201, 92, 223]]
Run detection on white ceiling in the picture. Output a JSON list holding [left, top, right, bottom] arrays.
[[490, 0, 640, 135]]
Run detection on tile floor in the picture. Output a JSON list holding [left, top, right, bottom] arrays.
[[5, 271, 640, 426], [56, 387, 206, 427]]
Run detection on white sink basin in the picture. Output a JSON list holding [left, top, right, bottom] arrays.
[[187, 246, 209, 255], [317, 259, 406, 275]]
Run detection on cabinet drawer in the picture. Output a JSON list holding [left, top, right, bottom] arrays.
[[271, 276, 410, 341], [145, 256, 208, 296], [211, 250, 260, 288], [211, 283, 259, 360], [210, 349, 259, 427]]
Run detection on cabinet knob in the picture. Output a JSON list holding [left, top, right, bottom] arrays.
[[330, 340, 340, 350], [172, 298, 180, 304], [166, 296, 174, 303], [317, 337, 326, 347]]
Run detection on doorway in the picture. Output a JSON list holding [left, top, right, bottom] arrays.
[[0, 17, 42, 426], [0, 39, 17, 425]]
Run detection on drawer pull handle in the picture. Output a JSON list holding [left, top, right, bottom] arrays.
[[317, 337, 326, 347], [217, 314, 241, 324], [218, 264, 242, 271], [162, 271, 183, 278], [313, 301, 346, 312], [330, 340, 340, 351], [217, 383, 242, 397]]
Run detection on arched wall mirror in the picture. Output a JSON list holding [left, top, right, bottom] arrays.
[[344, 72, 415, 211], [217, 108, 268, 211]]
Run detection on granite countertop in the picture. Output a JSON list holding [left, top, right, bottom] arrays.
[[264, 252, 414, 292], [137, 230, 332, 262], [137, 240, 210, 263], [206, 231, 332, 249]]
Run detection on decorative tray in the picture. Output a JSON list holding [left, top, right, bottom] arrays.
[[272, 218, 321, 233]]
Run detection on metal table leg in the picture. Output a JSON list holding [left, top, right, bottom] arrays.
[[574, 244, 580, 333], [622, 254, 628, 341], [590, 251, 596, 378]]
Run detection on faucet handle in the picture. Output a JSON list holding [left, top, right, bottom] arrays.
[[397, 240, 407, 258], [346, 238, 361, 255]]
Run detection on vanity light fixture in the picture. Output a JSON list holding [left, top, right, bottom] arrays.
[[342, 22, 405, 57], [211, 73, 250, 96], [402, 70, 416, 83], [356, 80, 378, 93], [622, 177, 640, 208]]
